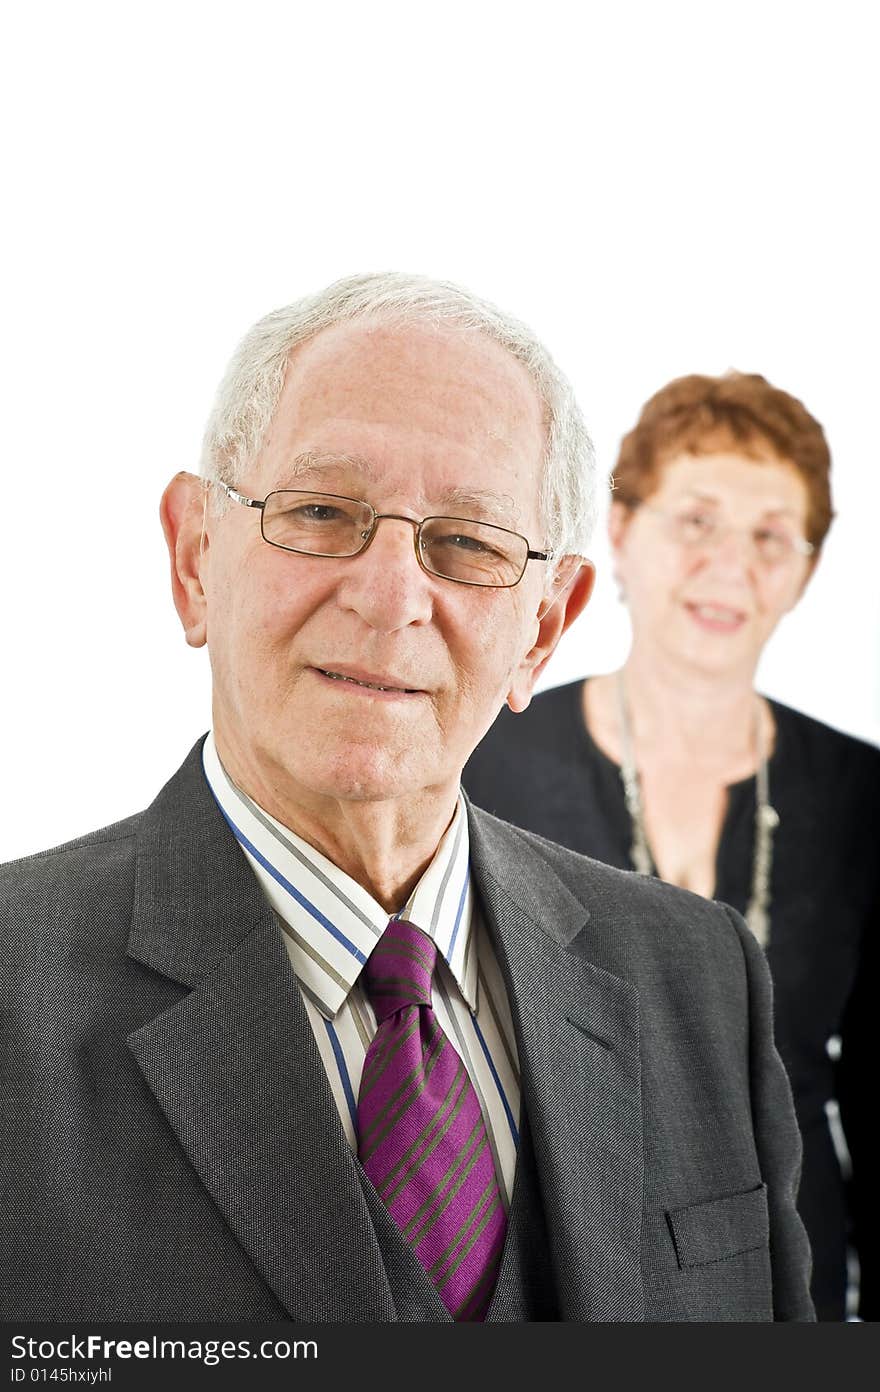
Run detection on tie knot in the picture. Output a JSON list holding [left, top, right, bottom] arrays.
[[363, 918, 438, 1022]]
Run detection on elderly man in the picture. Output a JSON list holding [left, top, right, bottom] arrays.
[[1, 273, 812, 1322]]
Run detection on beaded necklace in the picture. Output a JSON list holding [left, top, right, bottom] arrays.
[[615, 671, 779, 945]]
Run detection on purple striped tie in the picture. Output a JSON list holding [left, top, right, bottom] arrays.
[[356, 917, 507, 1321]]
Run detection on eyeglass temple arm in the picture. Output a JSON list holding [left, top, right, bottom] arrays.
[[218, 482, 265, 511], [528, 548, 555, 561]]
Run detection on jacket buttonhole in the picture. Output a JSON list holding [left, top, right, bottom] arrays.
[[564, 1015, 613, 1050]]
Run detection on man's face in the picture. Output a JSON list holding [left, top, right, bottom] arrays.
[[177, 319, 584, 812]]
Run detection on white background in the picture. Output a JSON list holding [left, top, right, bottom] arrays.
[[2, 1, 878, 859]]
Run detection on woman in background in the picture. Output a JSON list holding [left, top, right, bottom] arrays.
[[464, 371, 878, 1320]]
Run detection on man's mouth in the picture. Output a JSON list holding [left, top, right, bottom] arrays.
[[315, 667, 421, 694]]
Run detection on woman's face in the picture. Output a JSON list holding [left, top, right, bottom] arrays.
[[610, 449, 815, 681]]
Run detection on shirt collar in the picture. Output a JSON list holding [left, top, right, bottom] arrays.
[[201, 732, 477, 1018]]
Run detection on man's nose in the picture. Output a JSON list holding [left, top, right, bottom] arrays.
[[335, 516, 435, 632]]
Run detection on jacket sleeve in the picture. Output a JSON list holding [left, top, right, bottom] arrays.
[[723, 904, 816, 1321], [836, 899, 878, 1321]]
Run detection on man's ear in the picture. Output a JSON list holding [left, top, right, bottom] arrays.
[[159, 471, 210, 648], [506, 557, 596, 713]]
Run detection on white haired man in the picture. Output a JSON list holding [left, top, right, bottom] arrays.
[[1, 274, 813, 1322]]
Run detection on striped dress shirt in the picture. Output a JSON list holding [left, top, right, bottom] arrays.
[[202, 733, 521, 1208]]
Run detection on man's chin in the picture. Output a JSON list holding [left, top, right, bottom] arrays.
[[287, 748, 435, 806]]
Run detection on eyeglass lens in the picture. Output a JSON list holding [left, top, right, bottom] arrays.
[[666, 508, 806, 563], [261, 491, 529, 586]]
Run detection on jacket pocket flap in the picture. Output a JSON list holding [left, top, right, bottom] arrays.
[[666, 1183, 769, 1269]]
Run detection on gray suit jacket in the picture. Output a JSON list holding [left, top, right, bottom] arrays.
[[1, 739, 813, 1321]]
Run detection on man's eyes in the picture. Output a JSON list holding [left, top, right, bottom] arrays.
[[429, 532, 497, 555], [284, 503, 349, 523]]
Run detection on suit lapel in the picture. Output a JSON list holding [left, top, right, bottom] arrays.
[[468, 803, 644, 1321], [126, 741, 395, 1321], [122, 743, 644, 1321]]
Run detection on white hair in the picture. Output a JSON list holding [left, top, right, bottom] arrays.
[[199, 271, 601, 557]]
